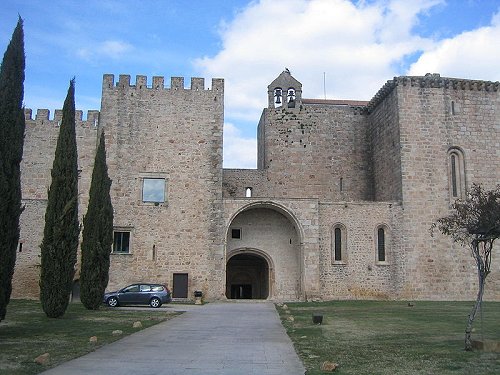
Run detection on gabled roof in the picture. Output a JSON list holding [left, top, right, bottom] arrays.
[[268, 69, 302, 90]]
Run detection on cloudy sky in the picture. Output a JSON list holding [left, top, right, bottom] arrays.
[[2, 0, 500, 168]]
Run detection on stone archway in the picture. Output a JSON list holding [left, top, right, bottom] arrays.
[[226, 252, 271, 299], [225, 203, 302, 300]]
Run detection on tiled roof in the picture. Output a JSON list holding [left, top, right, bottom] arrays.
[[302, 98, 369, 106]]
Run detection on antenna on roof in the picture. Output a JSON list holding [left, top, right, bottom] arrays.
[[323, 72, 326, 100]]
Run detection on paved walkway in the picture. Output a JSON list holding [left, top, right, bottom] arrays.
[[41, 301, 305, 375]]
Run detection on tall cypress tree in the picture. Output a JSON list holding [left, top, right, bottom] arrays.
[[80, 131, 113, 310], [39, 79, 79, 318], [0, 18, 25, 322]]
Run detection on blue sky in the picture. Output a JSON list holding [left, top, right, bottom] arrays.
[[2, 0, 500, 168]]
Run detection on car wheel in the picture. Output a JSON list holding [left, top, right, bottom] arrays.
[[150, 297, 161, 308], [107, 297, 119, 307]]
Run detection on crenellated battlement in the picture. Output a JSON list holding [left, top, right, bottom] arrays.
[[102, 74, 224, 92], [366, 74, 500, 113], [24, 108, 100, 126]]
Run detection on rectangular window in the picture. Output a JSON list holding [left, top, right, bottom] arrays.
[[231, 228, 241, 239], [113, 231, 130, 253], [142, 178, 165, 203]]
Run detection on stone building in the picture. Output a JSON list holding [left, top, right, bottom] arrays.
[[13, 70, 500, 301]]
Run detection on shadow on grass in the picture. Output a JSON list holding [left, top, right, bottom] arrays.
[[0, 299, 180, 375]]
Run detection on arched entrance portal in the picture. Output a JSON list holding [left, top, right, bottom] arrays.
[[226, 253, 269, 299]]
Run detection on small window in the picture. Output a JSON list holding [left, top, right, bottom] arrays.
[[332, 224, 347, 264], [113, 231, 130, 253], [375, 224, 389, 263], [377, 228, 386, 262], [142, 178, 165, 203], [334, 228, 342, 261], [245, 187, 253, 197], [231, 228, 241, 239], [448, 148, 465, 200]]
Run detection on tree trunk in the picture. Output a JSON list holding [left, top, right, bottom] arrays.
[[464, 240, 486, 351]]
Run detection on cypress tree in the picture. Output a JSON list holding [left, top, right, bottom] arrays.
[[0, 18, 25, 322], [39, 78, 79, 318], [80, 131, 113, 310]]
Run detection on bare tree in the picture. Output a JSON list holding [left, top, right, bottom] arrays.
[[432, 183, 500, 351]]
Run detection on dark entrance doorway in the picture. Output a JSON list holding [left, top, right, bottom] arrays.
[[231, 284, 252, 299], [172, 273, 188, 298], [226, 253, 269, 299]]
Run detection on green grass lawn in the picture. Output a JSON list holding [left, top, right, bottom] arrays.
[[277, 301, 500, 375], [0, 299, 180, 375]]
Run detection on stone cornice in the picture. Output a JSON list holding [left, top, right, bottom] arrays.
[[366, 74, 500, 114]]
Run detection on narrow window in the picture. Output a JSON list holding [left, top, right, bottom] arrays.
[[448, 148, 465, 200], [451, 100, 456, 115], [18, 242, 23, 253], [231, 228, 241, 239], [113, 231, 130, 253], [332, 224, 347, 263], [245, 187, 253, 197], [451, 154, 458, 197], [377, 227, 386, 262], [339, 177, 343, 192], [142, 178, 165, 203], [334, 227, 342, 261]]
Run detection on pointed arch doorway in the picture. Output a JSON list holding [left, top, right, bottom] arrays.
[[226, 250, 273, 299]]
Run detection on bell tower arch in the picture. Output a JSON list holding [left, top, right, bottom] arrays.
[[267, 69, 302, 109]]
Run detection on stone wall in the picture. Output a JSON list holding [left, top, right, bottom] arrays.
[[223, 198, 321, 300], [318, 202, 402, 300], [222, 169, 267, 198], [13, 109, 99, 298], [392, 77, 500, 300], [255, 104, 372, 201], [99, 75, 225, 299], [369, 88, 402, 201]]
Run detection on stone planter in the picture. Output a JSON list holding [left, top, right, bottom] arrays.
[[194, 291, 203, 305]]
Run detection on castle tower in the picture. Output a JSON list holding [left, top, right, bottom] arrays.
[[98, 74, 225, 299]]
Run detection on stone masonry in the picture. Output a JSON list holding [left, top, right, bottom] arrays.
[[12, 70, 500, 302]]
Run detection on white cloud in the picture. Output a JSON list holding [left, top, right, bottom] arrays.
[[223, 122, 257, 169], [407, 11, 500, 81], [195, 0, 444, 125], [77, 40, 133, 62]]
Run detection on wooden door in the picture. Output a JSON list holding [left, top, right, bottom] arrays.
[[173, 273, 188, 298]]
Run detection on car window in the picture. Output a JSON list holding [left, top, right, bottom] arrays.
[[140, 285, 152, 292], [151, 286, 164, 292], [123, 285, 140, 293]]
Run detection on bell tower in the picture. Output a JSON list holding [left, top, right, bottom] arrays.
[[267, 69, 302, 109]]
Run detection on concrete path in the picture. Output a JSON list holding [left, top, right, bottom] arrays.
[[41, 301, 305, 375]]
